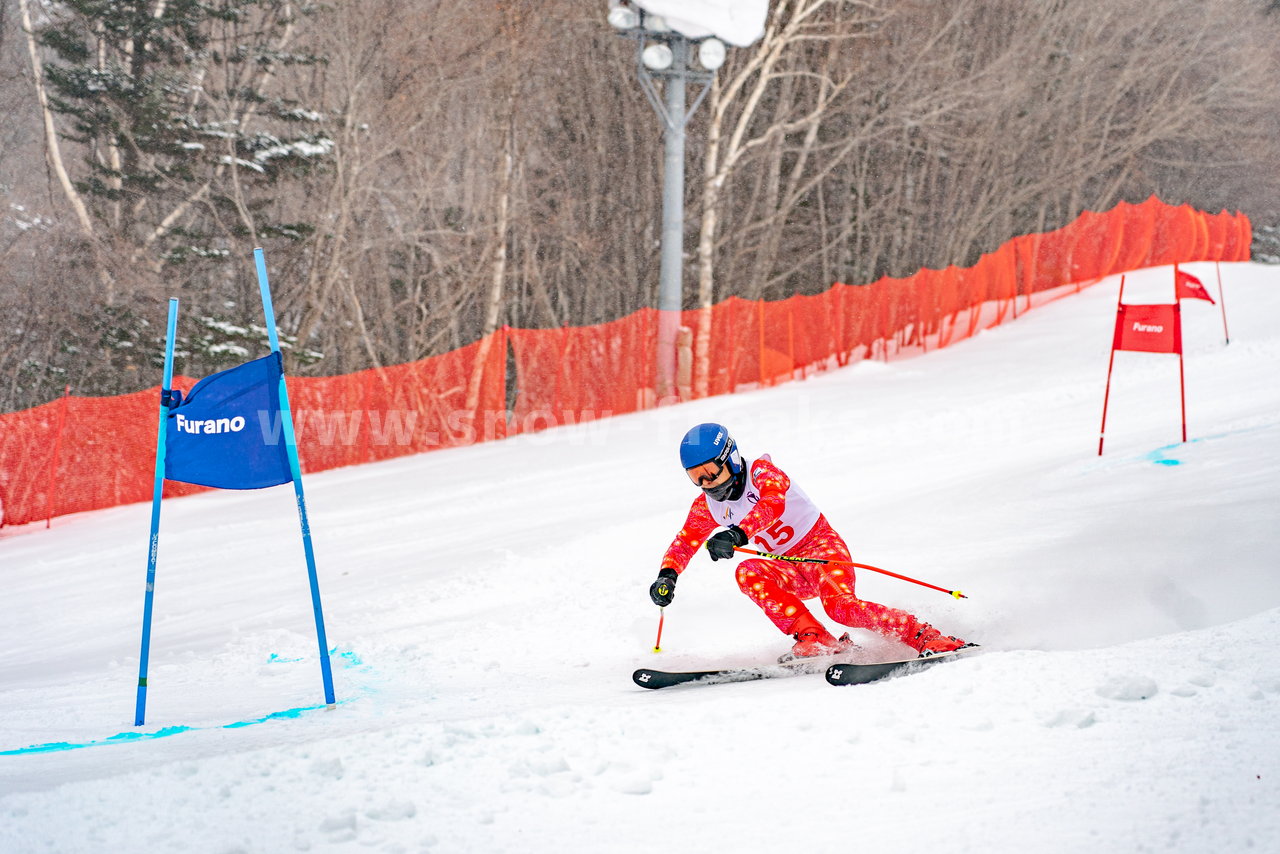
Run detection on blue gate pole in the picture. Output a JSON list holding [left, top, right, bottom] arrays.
[[254, 248, 336, 707], [135, 298, 179, 726]]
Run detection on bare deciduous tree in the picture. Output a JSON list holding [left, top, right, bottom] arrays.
[[2, 0, 1278, 413]]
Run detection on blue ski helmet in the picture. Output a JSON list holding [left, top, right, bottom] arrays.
[[679, 423, 745, 501]]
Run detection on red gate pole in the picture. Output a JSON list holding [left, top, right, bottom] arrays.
[[1098, 345, 1119, 456], [1098, 276, 1126, 456], [1176, 302, 1187, 443]]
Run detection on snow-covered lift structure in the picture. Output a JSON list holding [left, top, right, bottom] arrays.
[[606, 1, 767, 399]]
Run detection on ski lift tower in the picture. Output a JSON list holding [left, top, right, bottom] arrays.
[[606, 1, 766, 401]]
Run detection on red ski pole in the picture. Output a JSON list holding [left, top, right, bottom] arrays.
[[732, 547, 968, 599], [653, 608, 665, 653]]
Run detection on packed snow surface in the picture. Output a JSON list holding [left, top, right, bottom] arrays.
[[2, 263, 1278, 853]]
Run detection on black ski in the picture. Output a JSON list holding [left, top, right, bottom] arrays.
[[632, 658, 832, 690], [824, 647, 973, 686]]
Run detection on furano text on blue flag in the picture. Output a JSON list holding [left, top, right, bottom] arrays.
[[164, 352, 294, 490]]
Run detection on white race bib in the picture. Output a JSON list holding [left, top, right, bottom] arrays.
[[705, 455, 821, 555]]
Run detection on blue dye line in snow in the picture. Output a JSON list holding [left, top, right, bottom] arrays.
[[1142, 435, 1221, 466], [332, 649, 363, 667], [1140, 421, 1280, 467], [1146, 444, 1183, 466], [0, 703, 342, 756], [267, 649, 362, 667], [2, 647, 371, 757]]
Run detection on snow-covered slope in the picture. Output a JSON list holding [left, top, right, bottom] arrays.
[[2, 263, 1278, 853]]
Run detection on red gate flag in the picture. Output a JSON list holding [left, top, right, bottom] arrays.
[[1174, 267, 1215, 303], [1175, 262, 1230, 346], [1099, 276, 1187, 455], [1113, 303, 1182, 354]]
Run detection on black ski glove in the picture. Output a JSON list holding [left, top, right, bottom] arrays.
[[649, 568, 679, 607], [706, 525, 748, 561]]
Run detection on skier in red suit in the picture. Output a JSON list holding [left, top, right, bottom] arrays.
[[649, 423, 972, 660]]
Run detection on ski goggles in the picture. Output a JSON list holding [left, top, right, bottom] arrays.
[[685, 460, 726, 487]]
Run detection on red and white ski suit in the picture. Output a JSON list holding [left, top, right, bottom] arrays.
[[661, 455, 930, 646]]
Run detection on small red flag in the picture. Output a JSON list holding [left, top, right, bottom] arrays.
[[1113, 303, 1181, 354], [1175, 269, 1215, 303]]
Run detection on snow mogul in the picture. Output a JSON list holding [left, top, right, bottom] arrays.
[[650, 422, 973, 661]]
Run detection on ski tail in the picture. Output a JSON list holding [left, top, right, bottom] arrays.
[[633, 658, 832, 690]]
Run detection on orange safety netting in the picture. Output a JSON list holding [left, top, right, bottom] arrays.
[[0, 196, 1251, 528]]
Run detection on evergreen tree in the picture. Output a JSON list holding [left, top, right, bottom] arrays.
[[36, 0, 330, 268], [18, 1, 332, 395]]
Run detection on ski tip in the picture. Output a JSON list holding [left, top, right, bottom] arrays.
[[632, 669, 664, 689], [826, 644, 978, 685]]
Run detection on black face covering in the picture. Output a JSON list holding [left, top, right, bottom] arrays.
[[704, 467, 746, 503]]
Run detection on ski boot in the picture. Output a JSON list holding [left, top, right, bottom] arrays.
[[913, 624, 978, 658], [779, 613, 856, 663]]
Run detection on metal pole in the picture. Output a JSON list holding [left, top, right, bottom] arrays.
[[656, 36, 688, 400], [254, 248, 337, 709], [135, 297, 179, 725]]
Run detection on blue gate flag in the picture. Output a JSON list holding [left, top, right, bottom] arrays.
[[164, 352, 294, 489]]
